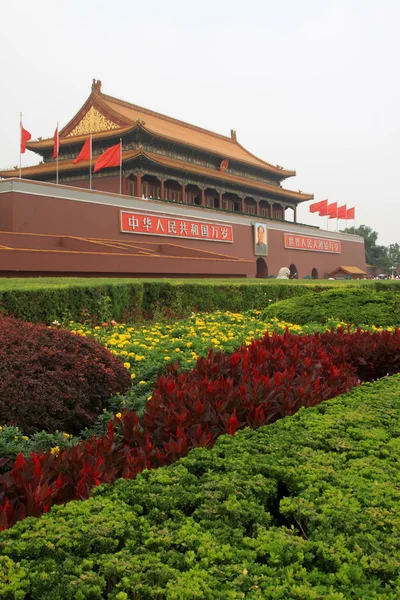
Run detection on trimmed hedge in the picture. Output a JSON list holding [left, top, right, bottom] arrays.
[[0, 315, 131, 435], [1, 278, 399, 324], [262, 287, 400, 327], [0, 375, 399, 599]]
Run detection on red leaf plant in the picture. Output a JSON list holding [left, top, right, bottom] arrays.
[[1, 328, 399, 530]]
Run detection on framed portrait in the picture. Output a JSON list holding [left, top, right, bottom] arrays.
[[254, 223, 268, 256]]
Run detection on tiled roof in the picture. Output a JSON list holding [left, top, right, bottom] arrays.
[[0, 150, 313, 202], [330, 266, 367, 275], [101, 93, 295, 176], [24, 82, 296, 177]]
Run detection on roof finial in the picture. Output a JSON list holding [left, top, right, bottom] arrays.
[[92, 79, 102, 93], [230, 129, 237, 142]]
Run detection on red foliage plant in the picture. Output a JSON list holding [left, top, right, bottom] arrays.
[[0, 315, 131, 436], [1, 327, 400, 530]]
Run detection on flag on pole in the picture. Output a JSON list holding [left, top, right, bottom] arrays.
[[20, 120, 31, 154], [309, 199, 328, 214], [52, 125, 59, 159], [346, 207, 355, 220], [327, 202, 338, 219], [93, 143, 121, 173], [73, 137, 91, 164], [337, 205, 347, 219]]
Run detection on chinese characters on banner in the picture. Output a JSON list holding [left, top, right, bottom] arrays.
[[120, 211, 233, 242], [284, 233, 341, 254]]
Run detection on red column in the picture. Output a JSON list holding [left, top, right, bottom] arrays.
[[294, 206, 297, 223], [136, 172, 142, 197], [219, 191, 223, 208], [160, 179, 165, 199], [241, 197, 245, 212], [256, 200, 260, 216], [181, 183, 186, 203], [201, 188, 206, 206]]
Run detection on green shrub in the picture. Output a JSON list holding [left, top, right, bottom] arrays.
[[1, 375, 400, 599], [261, 287, 400, 327], [0, 279, 343, 324]]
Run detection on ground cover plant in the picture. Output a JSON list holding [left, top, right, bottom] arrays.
[[262, 287, 400, 327], [0, 314, 131, 435], [0, 375, 399, 599], [0, 326, 400, 530], [0, 310, 397, 456]]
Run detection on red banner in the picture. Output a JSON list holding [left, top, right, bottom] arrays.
[[121, 211, 233, 242], [284, 233, 341, 253]]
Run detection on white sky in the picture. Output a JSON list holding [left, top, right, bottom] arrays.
[[1, 0, 399, 245]]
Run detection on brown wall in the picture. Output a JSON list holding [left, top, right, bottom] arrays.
[[0, 189, 366, 279]]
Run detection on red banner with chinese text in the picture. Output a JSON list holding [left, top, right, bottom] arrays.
[[284, 233, 341, 253], [120, 211, 233, 242]]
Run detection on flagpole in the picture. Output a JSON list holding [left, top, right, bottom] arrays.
[[56, 121, 59, 185], [19, 113, 22, 179], [89, 134, 92, 190], [119, 138, 122, 195], [326, 204, 328, 231]]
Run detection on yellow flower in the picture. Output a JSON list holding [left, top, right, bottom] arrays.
[[63, 433, 71, 438], [130, 373, 136, 379], [186, 342, 193, 348], [50, 446, 60, 455], [138, 380, 146, 385], [0, 426, 2, 431], [115, 412, 122, 418], [123, 362, 131, 369], [22, 436, 29, 441]]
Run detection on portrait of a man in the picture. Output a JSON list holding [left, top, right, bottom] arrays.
[[254, 223, 268, 256]]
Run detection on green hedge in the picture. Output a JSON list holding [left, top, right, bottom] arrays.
[[0, 278, 398, 324], [1, 375, 400, 599], [261, 287, 400, 327], [0, 280, 324, 323]]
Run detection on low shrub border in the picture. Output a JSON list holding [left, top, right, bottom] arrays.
[[0, 278, 398, 324], [0, 328, 399, 530], [0, 375, 399, 599]]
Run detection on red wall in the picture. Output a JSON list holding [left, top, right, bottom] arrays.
[[0, 188, 366, 279]]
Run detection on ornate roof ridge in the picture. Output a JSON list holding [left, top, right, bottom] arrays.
[[100, 92, 235, 143]]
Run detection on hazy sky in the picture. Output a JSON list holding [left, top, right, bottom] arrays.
[[1, 0, 399, 245]]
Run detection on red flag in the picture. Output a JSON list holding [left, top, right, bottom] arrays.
[[327, 202, 338, 219], [337, 205, 347, 219], [73, 137, 91, 164], [318, 201, 328, 217], [309, 199, 328, 214], [93, 143, 121, 173], [52, 126, 59, 159], [20, 124, 31, 154], [346, 207, 355, 220]]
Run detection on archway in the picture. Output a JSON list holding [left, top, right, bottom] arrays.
[[256, 257, 268, 279], [289, 264, 298, 279], [311, 267, 319, 280]]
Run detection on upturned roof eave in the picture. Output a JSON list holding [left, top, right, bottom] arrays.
[[0, 150, 313, 202]]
